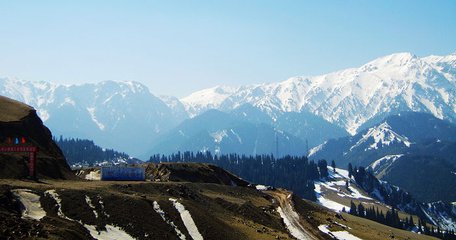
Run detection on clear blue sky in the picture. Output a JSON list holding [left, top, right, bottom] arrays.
[[0, 1, 455, 97]]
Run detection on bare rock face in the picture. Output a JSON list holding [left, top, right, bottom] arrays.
[[0, 95, 74, 179]]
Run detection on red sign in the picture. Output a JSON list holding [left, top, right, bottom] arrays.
[[0, 145, 38, 179], [0, 146, 38, 152]]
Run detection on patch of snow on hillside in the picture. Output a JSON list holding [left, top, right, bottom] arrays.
[[87, 107, 106, 130], [170, 198, 203, 240], [84, 224, 136, 240], [37, 109, 50, 121], [308, 141, 326, 157], [370, 154, 404, 175], [315, 183, 349, 212], [45, 190, 71, 220], [153, 201, 186, 240], [12, 189, 46, 220], [277, 206, 313, 240], [230, 129, 242, 143], [318, 225, 362, 240], [350, 122, 411, 151], [85, 195, 98, 218], [371, 155, 403, 169], [255, 185, 271, 191], [85, 170, 101, 180], [210, 130, 228, 143]]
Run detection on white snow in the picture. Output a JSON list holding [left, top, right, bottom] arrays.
[[277, 207, 311, 240], [85, 170, 101, 180], [45, 189, 72, 220], [318, 225, 363, 240], [87, 107, 106, 131], [153, 201, 186, 240], [230, 129, 243, 143], [369, 154, 404, 175], [85, 195, 98, 218], [12, 189, 46, 220], [308, 141, 326, 157], [170, 198, 203, 240], [179, 52, 456, 134], [370, 154, 403, 170], [315, 183, 349, 212], [255, 185, 270, 191], [349, 122, 411, 151], [46, 190, 134, 239], [84, 224, 136, 240], [210, 130, 228, 143], [276, 197, 318, 240], [181, 85, 237, 117]]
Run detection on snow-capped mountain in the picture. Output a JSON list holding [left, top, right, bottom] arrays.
[[181, 52, 456, 135], [348, 122, 411, 152], [0, 77, 187, 156]]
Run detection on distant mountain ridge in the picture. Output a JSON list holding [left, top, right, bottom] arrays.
[[0, 78, 188, 156], [1, 51, 455, 157]]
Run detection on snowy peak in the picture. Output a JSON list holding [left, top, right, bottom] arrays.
[[180, 85, 237, 117], [350, 122, 411, 152]]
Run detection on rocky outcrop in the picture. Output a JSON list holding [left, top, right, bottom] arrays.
[[146, 162, 249, 186], [0, 95, 74, 179]]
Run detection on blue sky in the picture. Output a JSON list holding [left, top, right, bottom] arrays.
[[0, 1, 455, 97]]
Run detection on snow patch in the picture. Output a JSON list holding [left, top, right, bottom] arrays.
[[318, 225, 362, 240], [255, 185, 270, 191], [153, 201, 186, 240], [84, 224, 136, 240], [170, 198, 203, 240], [45, 189, 72, 220], [210, 130, 228, 143], [87, 107, 106, 130], [350, 122, 411, 151], [85, 170, 101, 180], [12, 189, 46, 220], [85, 195, 98, 218]]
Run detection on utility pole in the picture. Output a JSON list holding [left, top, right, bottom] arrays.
[[276, 133, 279, 158], [306, 139, 309, 158]]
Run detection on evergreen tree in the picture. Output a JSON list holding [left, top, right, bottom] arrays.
[[357, 203, 365, 217], [349, 201, 357, 215], [318, 159, 329, 178], [348, 163, 353, 179]]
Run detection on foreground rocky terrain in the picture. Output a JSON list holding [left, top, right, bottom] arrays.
[[0, 171, 438, 240]]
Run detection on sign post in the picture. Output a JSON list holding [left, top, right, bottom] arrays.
[[0, 145, 39, 179]]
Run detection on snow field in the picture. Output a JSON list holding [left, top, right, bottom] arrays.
[[318, 225, 363, 240], [277, 206, 312, 240], [12, 189, 46, 220], [153, 201, 186, 240], [169, 198, 204, 240]]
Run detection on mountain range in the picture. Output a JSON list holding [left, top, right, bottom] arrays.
[[1, 51, 455, 157]]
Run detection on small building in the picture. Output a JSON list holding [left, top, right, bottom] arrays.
[[101, 166, 145, 181]]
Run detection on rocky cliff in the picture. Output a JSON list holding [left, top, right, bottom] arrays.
[[0, 95, 73, 179]]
